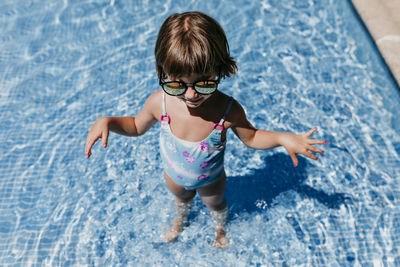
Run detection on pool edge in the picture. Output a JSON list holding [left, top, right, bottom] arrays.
[[351, 0, 400, 87]]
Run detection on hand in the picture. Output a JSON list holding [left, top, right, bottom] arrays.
[[85, 117, 110, 158], [280, 127, 326, 167]]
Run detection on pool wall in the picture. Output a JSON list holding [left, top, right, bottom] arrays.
[[351, 0, 400, 86]]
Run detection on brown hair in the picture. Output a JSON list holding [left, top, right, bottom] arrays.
[[155, 11, 237, 80]]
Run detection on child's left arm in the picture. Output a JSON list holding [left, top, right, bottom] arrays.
[[230, 101, 326, 167]]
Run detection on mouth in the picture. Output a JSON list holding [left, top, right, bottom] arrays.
[[183, 98, 202, 106]]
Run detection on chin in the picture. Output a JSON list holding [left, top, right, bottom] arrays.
[[178, 94, 212, 108], [185, 101, 203, 108], [179, 97, 206, 108]]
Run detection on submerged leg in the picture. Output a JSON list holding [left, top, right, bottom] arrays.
[[163, 199, 193, 242], [163, 173, 196, 242], [197, 173, 229, 249], [210, 203, 229, 249]]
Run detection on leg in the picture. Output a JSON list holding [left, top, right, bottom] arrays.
[[197, 172, 229, 249], [163, 173, 196, 242]]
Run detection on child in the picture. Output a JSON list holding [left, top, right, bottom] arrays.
[[85, 11, 325, 249]]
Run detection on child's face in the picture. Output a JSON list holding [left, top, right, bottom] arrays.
[[169, 73, 217, 109]]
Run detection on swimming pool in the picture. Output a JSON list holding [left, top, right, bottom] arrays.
[[1, 0, 399, 265]]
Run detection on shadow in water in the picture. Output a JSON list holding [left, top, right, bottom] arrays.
[[225, 153, 348, 214]]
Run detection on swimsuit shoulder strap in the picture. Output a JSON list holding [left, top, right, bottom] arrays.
[[162, 91, 166, 115], [213, 97, 234, 131], [161, 92, 171, 123], [219, 97, 234, 124]]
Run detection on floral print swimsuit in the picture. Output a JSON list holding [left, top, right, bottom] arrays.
[[159, 93, 233, 190]]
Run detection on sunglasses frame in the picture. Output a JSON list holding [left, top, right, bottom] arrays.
[[159, 75, 221, 96]]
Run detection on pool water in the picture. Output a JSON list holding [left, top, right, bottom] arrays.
[[1, 0, 400, 266]]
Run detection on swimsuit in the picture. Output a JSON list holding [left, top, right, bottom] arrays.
[[159, 93, 233, 190]]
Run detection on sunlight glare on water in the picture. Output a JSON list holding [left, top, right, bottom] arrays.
[[0, 0, 399, 266]]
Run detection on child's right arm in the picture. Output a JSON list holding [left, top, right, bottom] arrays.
[[85, 92, 160, 158]]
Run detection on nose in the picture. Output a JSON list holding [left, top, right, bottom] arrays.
[[184, 85, 198, 99]]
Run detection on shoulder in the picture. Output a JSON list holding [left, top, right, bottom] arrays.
[[219, 92, 244, 118], [142, 90, 163, 120], [217, 91, 238, 110], [146, 89, 163, 106], [224, 95, 251, 127]]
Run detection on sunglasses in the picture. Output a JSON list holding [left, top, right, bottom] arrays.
[[160, 76, 221, 96]]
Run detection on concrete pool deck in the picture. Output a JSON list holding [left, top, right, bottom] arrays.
[[351, 0, 400, 86]]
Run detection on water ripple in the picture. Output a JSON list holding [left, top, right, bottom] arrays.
[[0, 0, 399, 265]]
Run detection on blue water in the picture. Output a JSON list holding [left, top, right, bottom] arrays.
[[1, 0, 399, 265]]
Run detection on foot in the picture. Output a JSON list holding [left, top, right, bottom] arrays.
[[212, 227, 228, 249], [163, 199, 193, 242], [163, 219, 184, 242]]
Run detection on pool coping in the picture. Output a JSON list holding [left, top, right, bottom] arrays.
[[351, 0, 400, 87]]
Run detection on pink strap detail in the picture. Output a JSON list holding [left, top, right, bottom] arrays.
[[213, 122, 224, 132], [161, 114, 171, 124], [212, 97, 232, 132]]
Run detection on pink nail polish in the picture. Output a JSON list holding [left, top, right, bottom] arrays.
[[324, 141, 327, 144], [293, 163, 297, 167], [321, 150, 325, 154]]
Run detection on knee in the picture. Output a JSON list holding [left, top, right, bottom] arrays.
[[201, 196, 226, 211], [177, 190, 196, 203]]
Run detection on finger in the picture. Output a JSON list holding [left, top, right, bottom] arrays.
[[85, 135, 99, 156], [305, 127, 318, 138], [290, 153, 299, 167], [85, 143, 92, 158], [101, 130, 109, 148], [307, 145, 325, 154], [308, 139, 327, 145], [304, 151, 318, 161]]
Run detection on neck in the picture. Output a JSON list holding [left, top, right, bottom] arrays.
[[187, 91, 220, 116]]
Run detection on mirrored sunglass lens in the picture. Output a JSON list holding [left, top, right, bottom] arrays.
[[194, 81, 217, 94], [165, 82, 184, 88], [163, 82, 185, 95]]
